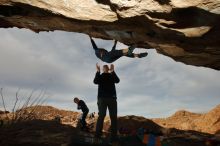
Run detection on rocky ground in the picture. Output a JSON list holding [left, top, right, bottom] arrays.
[[0, 105, 219, 146]]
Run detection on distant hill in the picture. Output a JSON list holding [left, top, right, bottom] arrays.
[[15, 105, 80, 126], [153, 105, 220, 134]]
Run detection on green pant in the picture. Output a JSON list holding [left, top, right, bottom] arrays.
[[96, 98, 117, 140]]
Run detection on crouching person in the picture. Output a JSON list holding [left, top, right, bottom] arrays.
[[74, 97, 89, 130]]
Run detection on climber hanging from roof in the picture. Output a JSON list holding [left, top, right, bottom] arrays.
[[89, 36, 148, 63]]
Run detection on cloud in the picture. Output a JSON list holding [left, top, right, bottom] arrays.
[[0, 28, 220, 118]]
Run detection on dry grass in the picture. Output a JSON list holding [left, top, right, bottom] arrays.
[[0, 88, 48, 125]]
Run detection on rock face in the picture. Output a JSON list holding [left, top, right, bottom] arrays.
[[196, 105, 220, 134], [153, 104, 220, 134], [0, 0, 220, 70]]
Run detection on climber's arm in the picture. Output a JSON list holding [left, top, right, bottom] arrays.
[[90, 36, 98, 51]]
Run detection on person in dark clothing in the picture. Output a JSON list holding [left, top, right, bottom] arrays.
[[93, 63, 120, 142], [74, 97, 89, 130], [90, 36, 148, 63]]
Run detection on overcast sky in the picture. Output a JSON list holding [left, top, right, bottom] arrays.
[[0, 28, 220, 118]]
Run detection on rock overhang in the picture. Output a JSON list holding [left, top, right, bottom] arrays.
[[0, 0, 220, 70]]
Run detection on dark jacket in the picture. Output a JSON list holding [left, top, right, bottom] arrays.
[[77, 100, 89, 113], [95, 49, 124, 63], [95, 49, 111, 63], [93, 71, 120, 99]]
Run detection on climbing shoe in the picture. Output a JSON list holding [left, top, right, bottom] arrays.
[[138, 52, 148, 58]]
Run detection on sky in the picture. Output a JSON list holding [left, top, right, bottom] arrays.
[[0, 28, 220, 118]]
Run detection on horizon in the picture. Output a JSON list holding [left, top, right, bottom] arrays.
[[0, 28, 220, 118], [1, 103, 218, 120]]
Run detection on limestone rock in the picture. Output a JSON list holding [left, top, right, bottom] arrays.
[[0, 0, 220, 69]]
